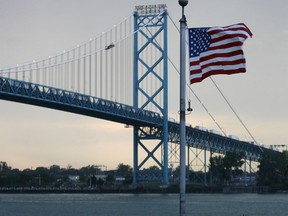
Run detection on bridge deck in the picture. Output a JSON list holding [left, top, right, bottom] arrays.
[[0, 76, 271, 161], [0, 77, 162, 127]]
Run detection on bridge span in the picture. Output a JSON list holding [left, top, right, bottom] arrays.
[[0, 76, 268, 162]]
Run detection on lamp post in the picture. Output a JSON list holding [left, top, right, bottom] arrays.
[[178, 0, 188, 215]]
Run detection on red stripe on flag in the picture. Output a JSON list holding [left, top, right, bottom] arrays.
[[208, 41, 244, 51], [198, 50, 244, 62], [211, 34, 249, 43], [190, 68, 246, 84]]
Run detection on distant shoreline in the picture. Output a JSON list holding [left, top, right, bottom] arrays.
[[1, 186, 285, 194]]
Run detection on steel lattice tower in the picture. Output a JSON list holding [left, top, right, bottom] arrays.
[[133, 5, 169, 184]]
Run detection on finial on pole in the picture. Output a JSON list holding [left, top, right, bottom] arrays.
[[178, 0, 188, 23], [178, 0, 188, 7]]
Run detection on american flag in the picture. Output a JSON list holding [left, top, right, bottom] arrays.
[[188, 23, 252, 84]]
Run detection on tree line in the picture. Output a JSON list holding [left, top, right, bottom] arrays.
[[0, 162, 133, 188], [1, 150, 288, 188]]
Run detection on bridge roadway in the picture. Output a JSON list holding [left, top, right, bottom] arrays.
[[0, 76, 270, 160]]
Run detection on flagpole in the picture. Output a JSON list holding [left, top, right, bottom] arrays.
[[178, 0, 188, 216]]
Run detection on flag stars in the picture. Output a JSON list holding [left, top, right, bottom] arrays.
[[189, 28, 211, 57]]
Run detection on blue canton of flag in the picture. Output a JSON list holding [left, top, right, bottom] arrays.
[[189, 28, 210, 58]]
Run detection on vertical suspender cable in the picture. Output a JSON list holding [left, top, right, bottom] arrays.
[[115, 24, 119, 102], [53, 57, 56, 87], [83, 44, 86, 94], [22, 65, 25, 81], [100, 34, 103, 98], [23, 65, 26, 81], [119, 23, 125, 103], [65, 52, 68, 90], [59, 53, 64, 88], [42, 60, 45, 85], [105, 32, 108, 99], [62, 54, 65, 89], [47, 59, 50, 86], [50, 57, 53, 87], [58, 54, 61, 88], [72, 49, 75, 91], [125, 19, 128, 104], [67, 51, 70, 90], [77, 46, 81, 92], [110, 28, 114, 100], [89, 40, 92, 95], [15, 65, 18, 80], [95, 38, 98, 97], [128, 16, 132, 105], [63, 53, 65, 89], [61, 53, 64, 89], [36, 62, 39, 84], [56, 56, 58, 87], [29, 64, 32, 82]]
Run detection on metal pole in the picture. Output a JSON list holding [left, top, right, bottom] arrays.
[[244, 157, 247, 186], [163, 9, 169, 185], [204, 147, 207, 186], [133, 11, 139, 185], [179, 0, 188, 215], [249, 158, 252, 184]]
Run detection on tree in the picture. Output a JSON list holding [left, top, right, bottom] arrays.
[[209, 152, 245, 185], [105, 173, 115, 185], [0, 161, 11, 172], [116, 163, 132, 177], [257, 151, 288, 186], [49, 165, 61, 174], [223, 151, 245, 182], [209, 155, 225, 185], [34, 167, 54, 187], [173, 165, 189, 179], [116, 163, 133, 184], [97, 178, 104, 188]]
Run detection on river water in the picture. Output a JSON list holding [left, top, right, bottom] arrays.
[[0, 193, 287, 216]]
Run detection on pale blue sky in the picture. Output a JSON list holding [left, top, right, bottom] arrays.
[[0, 0, 287, 170]]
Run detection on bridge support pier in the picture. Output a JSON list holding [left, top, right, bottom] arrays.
[[132, 6, 168, 184]]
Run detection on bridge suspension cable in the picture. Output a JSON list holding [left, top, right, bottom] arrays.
[[0, 10, 167, 111], [0, 15, 136, 105], [209, 78, 260, 146]]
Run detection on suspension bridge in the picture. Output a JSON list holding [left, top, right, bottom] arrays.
[[0, 4, 276, 185]]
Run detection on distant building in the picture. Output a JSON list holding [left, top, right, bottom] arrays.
[[95, 175, 107, 181], [68, 175, 80, 182], [115, 176, 125, 182]]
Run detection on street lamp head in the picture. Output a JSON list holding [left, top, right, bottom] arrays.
[[178, 0, 188, 7]]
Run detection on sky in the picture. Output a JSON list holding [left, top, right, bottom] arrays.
[[0, 0, 287, 170]]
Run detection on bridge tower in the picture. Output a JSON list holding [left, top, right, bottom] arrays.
[[132, 4, 169, 184]]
